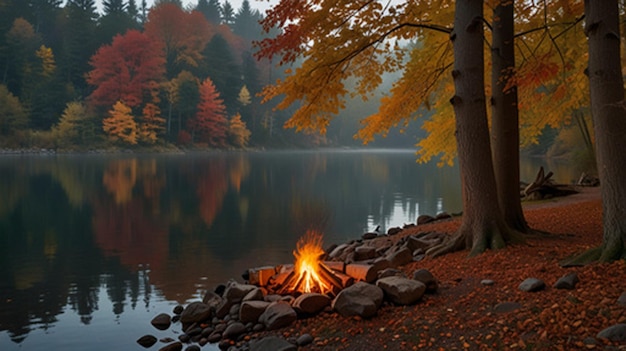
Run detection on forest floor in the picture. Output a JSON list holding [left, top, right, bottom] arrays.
[[263, 187, 626, 350]]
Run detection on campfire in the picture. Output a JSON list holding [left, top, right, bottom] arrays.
[[265, 231, 352, 296]]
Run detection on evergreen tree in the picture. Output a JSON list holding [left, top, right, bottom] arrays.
[[233, 0, 262, 42], [127, 0, 139, 24], [200, 34, 240, 115], [196, 0, 221, 24], [99, 0, 137, 44], [221, 1, 234, 25]]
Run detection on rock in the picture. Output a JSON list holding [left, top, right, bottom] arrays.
[[239, 300, 271, 324], [259, 301, 297, 330], [173, 305, 184, 315], [328, 243, 349, 259], [412, 269, 438, 293], [354, 246, 377, 261], [180, 302, 212, 324], [178, 334, 190, 343], [362, 232, 378, 240], [435, 212, 452, 220], [619, 292, 626, 306], [481, 279, 495, 286], [597, 324, 626, 342], [292, 293, 331, 315], [207, 331, 222, 343], [494, 302, 523, 313], [553, 272, 579, 290], [518, 278, 545, 292], [223, 322, 246, 339], [378, 268, 407, 279], [250, 336, 297, 351], [296, 333, 314, 346], [202, 291, 223, 310], [377, 276, 426, 305], [331, 282, 384, 318], [406, 236, 434, 252], [387, 227, 402, 236], [137, 335, 157, 348], [243, 288, 265, 301], [151, 313, 172, 330], [185, 346, 201, 351], [158, 342, 183, 351], [229, 303, 240, 317], [387, 247, 413, 267], [185, 327, 202, 336], [417, 214, 435, 225], [223, 280, 258, 303]]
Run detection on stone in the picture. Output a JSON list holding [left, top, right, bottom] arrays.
[[151, 313, 172, 330], [618, 292, 626, 306], [362, 232, 378, 240], [376, 276, 426, 305], [328, 243, 349, 259], [417, 214, 435, 225], [494, 302, 523, 313], [597, 324, 626, 342], [387, 227, 402, 235], [258, 301, 297, 330], [223, 322, 246, 340], [412, 269, 438, 293], [178, 334, 190, 343], [378, 268, 407, 279], [180, 302, 212, 324], [435, 212, 452, 220], [296, 333, 314, 346], [243, 288, 265, 301], [387, 247, 413, 267], [250, 336, 297, 351], [202, 291, 223, 309], [354, 246, 377, 261], [223, 280, 258, 303], [292, 293, 331, 315], [158, 342, 183, 351], [137, 335, 157, 348], [518, 278, 545, 292], [406, 236, 434, 252], [553, 272, 579, 290], [239, 300, 271, 324], [207, 331, 222, 343], [185, 346, 201, 351], [173, 305, 184, 315], [331, 282, 384, 319], [481, 279, 495, 286]]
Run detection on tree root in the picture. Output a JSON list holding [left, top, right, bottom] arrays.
[[426, 225, 525, 258], [560, 243, 626, 267]]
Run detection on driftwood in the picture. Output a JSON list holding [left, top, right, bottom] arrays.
[[521, 167, 578, 200]]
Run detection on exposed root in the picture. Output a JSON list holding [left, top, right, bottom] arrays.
[[560, 241, 626, 267]]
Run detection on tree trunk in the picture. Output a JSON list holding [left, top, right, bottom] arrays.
[[430, 0, 516, 257], [564, 0, 626, 264], [490, 0, 531, 233]]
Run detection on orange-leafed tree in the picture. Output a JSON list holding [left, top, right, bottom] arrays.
[[87, 29, 165, 109], [228, 113, 251, 147], [140, 102, 166, 144], [144, 2, 213, 77], [103, 101, 138, 145], [188, 78, 228, 146]]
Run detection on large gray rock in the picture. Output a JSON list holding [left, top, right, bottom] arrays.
[[377, 276, 426, 305], [180, 302, 212, 324], [250, 336, 297, 351], [137, 335, 157, 347], [331, 282, 383, 318], [223, 322, 247, 340], [292, 293, 331, 315], [387, 247, 413, 267], [223, 281, 258, 303], [258, 301, 297, 330], [597, 324, 626, 342], [412, 269, 438, 293], [553, 272, 579, 290], [518, 278, 545, 292], [239, 300, 271, 324], [202, 291, 223, 309], [354, 246, 377, 261], [151, 313, 171, 330]]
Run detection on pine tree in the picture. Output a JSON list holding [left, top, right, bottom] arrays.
[[228, 113, 251, 147], [189, 78, 228, 146], [103, 100, 138, 145]]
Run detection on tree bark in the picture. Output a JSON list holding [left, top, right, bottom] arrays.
[[490, 0, 531, 233], [430, 0, 515, 257], [564, 0, 626, 264]]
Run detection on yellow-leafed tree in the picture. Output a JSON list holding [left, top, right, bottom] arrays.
[[140, 102, 165, 144], [228, 113, 251, 147], [103, 101, 137, 145]]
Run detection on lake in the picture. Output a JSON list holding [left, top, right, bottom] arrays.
[[0, 149, 576, 350]]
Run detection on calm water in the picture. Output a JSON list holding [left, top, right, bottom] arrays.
[[0, 150, 574, 350]]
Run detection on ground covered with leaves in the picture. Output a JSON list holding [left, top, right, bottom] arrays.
[[263, 188, 626, 350]]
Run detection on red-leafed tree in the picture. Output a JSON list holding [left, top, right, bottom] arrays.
[[188, 78, 228, 146], [144, 2, 213, 77], [87, 29, 165, 109]]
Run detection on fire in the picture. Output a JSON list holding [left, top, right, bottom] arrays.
[[291, 231, 331, 294]]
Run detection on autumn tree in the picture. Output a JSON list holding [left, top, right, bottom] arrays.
[[87, 29, 165, 109], [139, 102, 165, 144], [228, 113, 251, 147], [563, 0, 626, 264], [0, 84, 28, 136], [189, 77, 228, 146], [53, 101, 96, 146], [103, 100, 138, 145]]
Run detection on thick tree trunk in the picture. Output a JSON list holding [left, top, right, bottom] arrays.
[[430, 0, 516, 257], [490, 0, 531, 233], [564, 0, 626, 264]]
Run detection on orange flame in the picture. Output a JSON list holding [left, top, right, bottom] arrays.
[[292, 231, 330, 294]]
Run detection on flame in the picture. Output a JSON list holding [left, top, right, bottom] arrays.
[[292, 231, 330, 294]]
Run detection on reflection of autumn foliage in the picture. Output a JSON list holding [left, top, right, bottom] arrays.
[[196, 159, 229, 228], [102, 159, 137, 205], [93, 197, 167, 270], [228, 154, 250, 193]]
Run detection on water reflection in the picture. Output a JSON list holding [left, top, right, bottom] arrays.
[[0, 150, 464, 350]]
